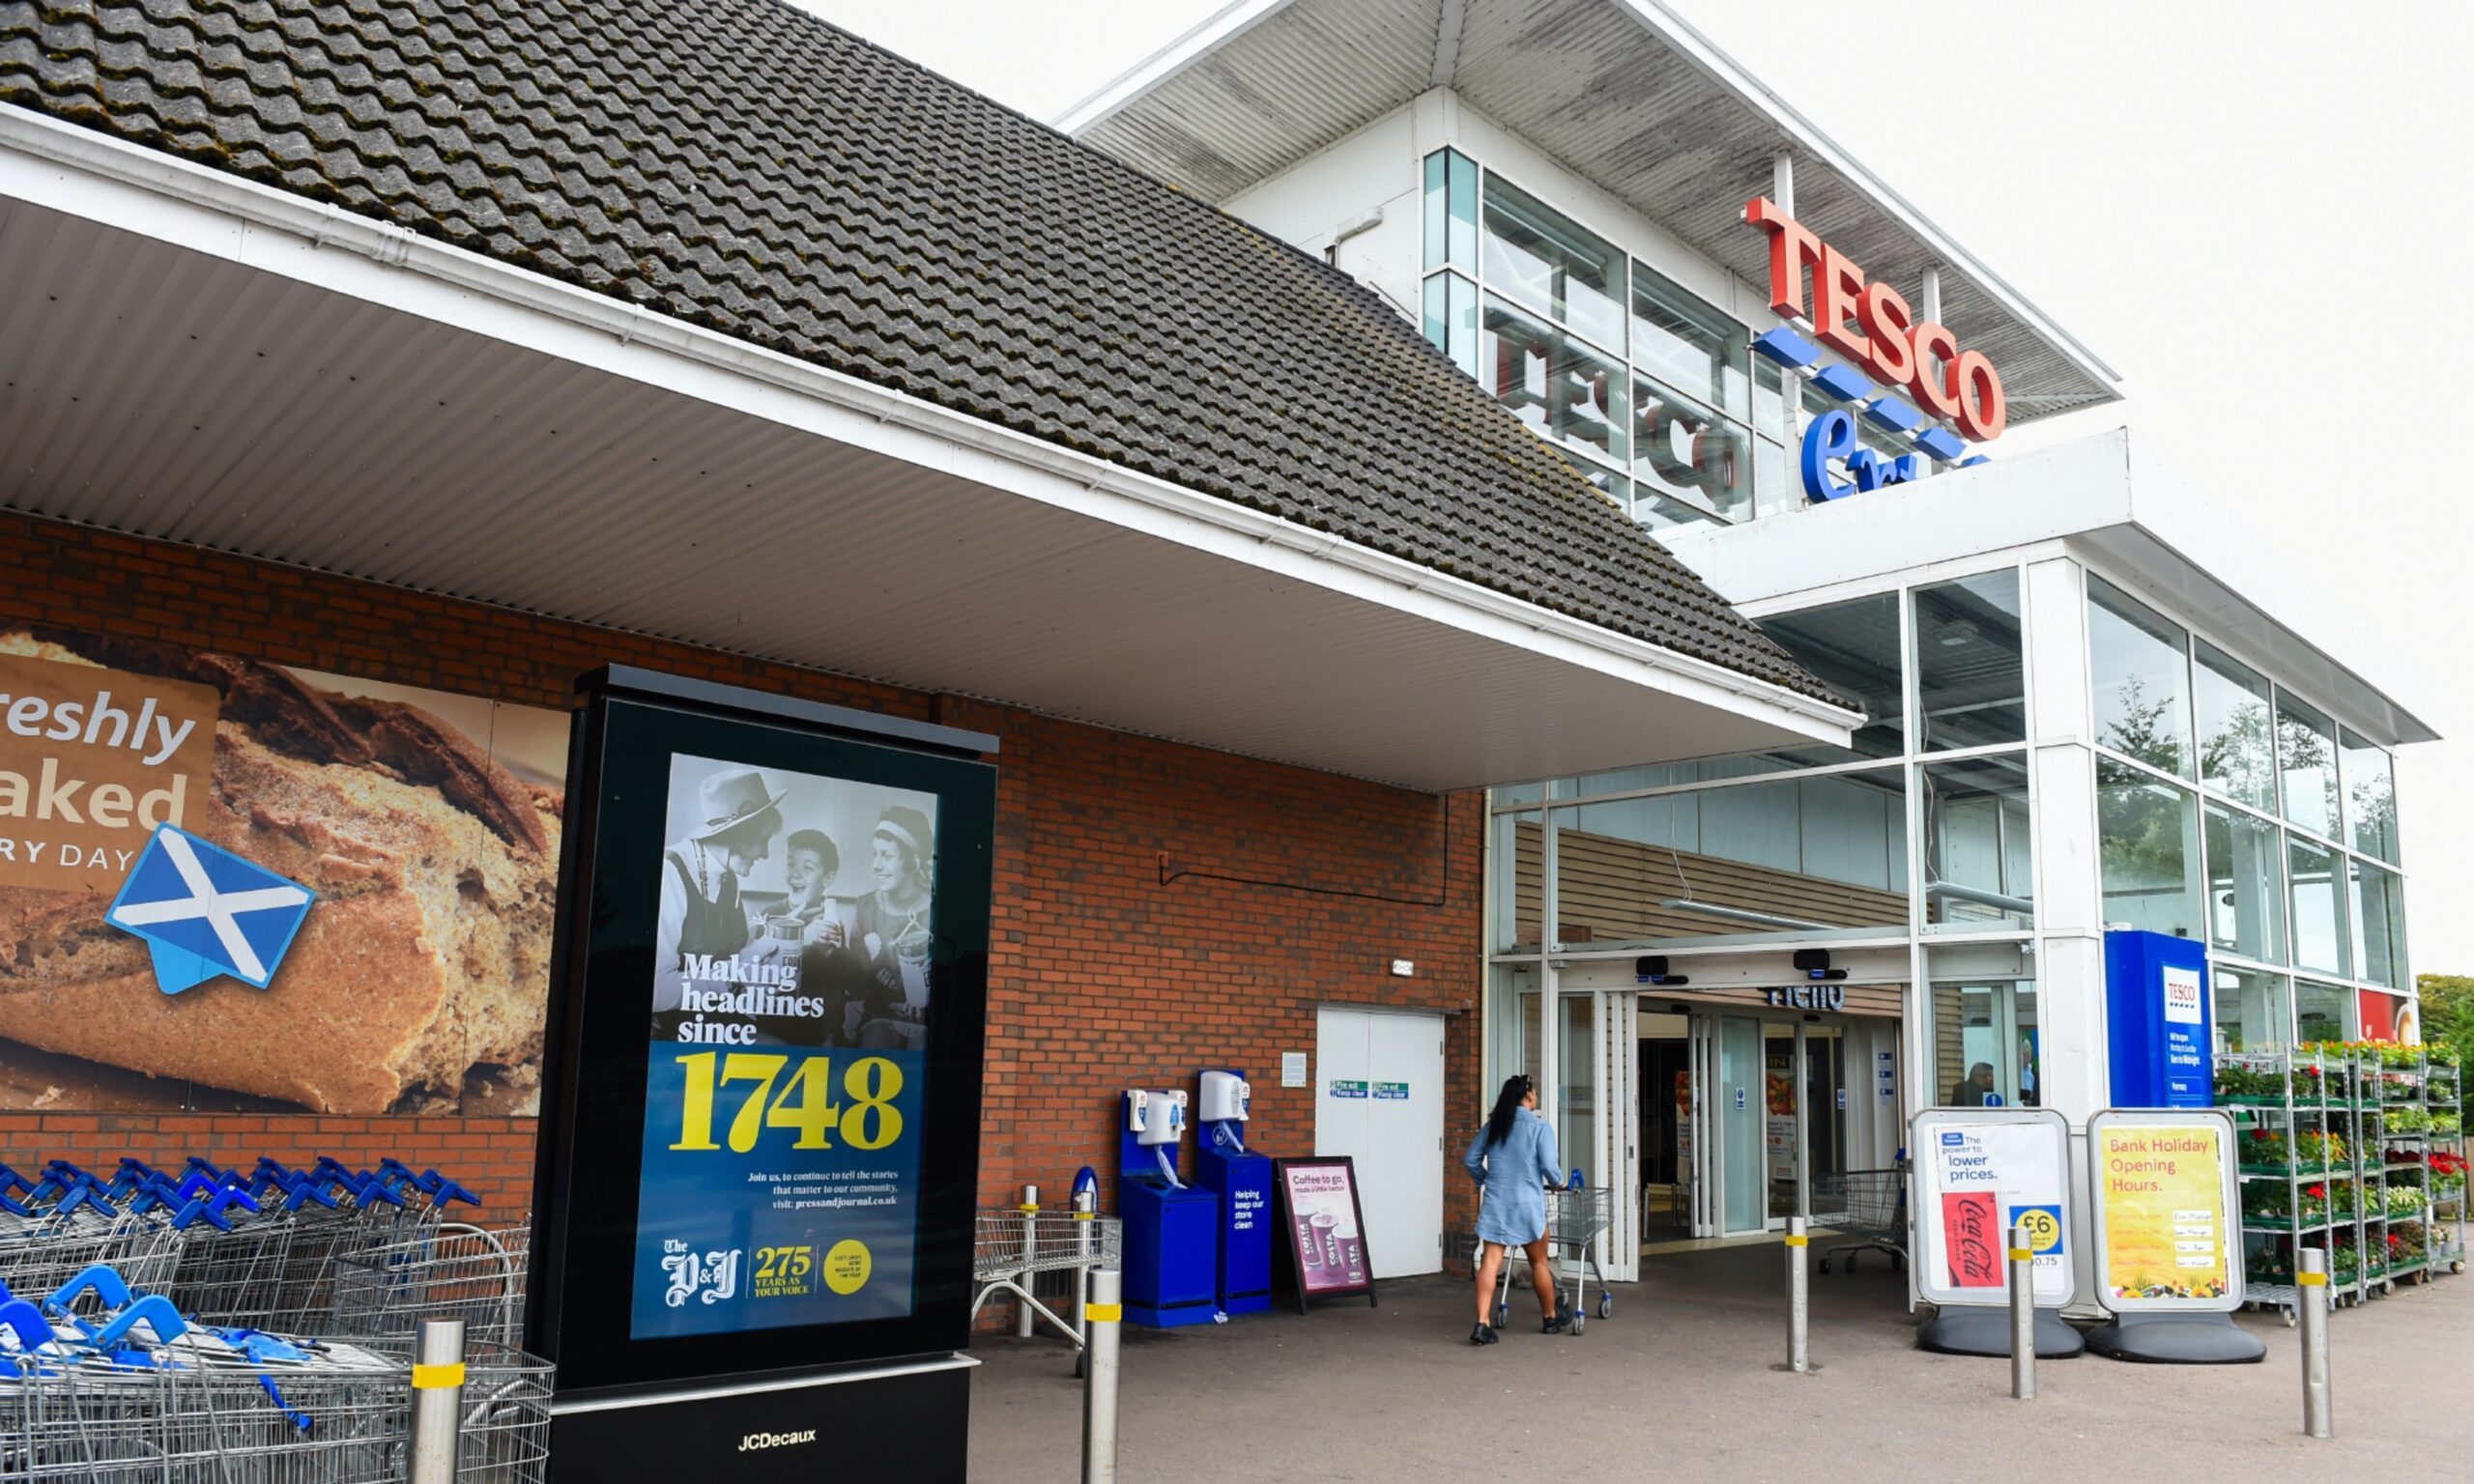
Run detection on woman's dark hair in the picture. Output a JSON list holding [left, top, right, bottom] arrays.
[[1483, 1074, 1533, 1151]]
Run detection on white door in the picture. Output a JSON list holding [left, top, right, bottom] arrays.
[[1315, 1007, 1445, 1278]]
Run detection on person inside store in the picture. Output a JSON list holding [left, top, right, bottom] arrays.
[[653, 765, 789, 1013], [1461, 1074, 1571, 1345], [1950, 1062, 1999, 1106], [849, 804, 936, 1050]]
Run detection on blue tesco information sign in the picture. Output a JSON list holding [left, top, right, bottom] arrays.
[[2104, 929, 2212, 1108]]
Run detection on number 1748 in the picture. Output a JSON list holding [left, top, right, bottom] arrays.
[[669, 1052, 905, 1153]]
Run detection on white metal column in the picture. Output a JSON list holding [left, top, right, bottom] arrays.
[[1688, 1013, 1717, 1237], [1603, 990, 1639, 1281]]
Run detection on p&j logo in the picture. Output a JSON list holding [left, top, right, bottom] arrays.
[[104, 824, 312, 995]]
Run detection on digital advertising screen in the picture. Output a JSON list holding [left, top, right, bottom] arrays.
[[526, 669, 995, 1396]]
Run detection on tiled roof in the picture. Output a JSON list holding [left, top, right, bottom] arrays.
[[0, 0, 1840, 704]]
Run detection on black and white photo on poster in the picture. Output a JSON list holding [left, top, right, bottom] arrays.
[[651, 753, 939, 1051]]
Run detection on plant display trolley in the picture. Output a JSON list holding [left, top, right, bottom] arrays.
[[2218, 1044, 2465, 1324]]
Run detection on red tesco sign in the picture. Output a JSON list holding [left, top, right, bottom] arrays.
[[1745, 197, 2007, 442]]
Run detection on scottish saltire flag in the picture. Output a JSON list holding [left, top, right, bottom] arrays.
[[105, 825, 313, 994]]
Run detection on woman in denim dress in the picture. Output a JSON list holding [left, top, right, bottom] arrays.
[[1461, 1073, 1568, 1344]]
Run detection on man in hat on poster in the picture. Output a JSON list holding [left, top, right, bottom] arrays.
[[652, 764, 790, 1013]]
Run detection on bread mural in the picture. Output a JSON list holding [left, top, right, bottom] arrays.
[[0, 629, 564, 1115]]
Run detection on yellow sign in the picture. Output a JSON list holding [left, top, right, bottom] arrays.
[[823, 1239, 873, 1296], [2014, 1207, 2062, 1254], [2096, 1122, 2231, 1302]]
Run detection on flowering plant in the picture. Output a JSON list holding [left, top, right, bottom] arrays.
[[2385, 1183, 2429, 1217], [2385, 1105, 2434, 1136], [2429, 1151, 2467, 1201]]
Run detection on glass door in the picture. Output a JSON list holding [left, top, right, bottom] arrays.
[[1687, 1013, 1716, 1236], [1930, 979, 2042, 1108], [1719, 1015, 1767, 1234]]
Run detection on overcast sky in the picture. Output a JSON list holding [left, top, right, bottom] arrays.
[[798, 0, 2472, 977]]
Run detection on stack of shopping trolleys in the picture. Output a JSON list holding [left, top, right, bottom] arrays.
[[0, 1153, 549, 1482]]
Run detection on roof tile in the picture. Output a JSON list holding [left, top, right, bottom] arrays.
[[0, 0, 1841, 704]]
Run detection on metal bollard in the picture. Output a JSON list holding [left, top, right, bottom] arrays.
[[2299, 1246, 2332, 1439], [2008, 1225, 2034, 1400], [1073, 1182, 1097, 1336], [1081, 1266, 1123, 1484], [407, 1318, 466, 1484], [1018, 1184, 1040, 1339], [1784, 1215, 1809, 1373]]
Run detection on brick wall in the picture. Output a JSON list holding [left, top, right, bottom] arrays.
[[0, 514, 1482, 1246]]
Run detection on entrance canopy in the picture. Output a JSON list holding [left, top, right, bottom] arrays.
[[0, 125, 1852, 789], [0, 0, 1859, 790]]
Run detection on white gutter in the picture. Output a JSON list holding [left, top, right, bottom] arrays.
[[0, 103, 1860, 740]]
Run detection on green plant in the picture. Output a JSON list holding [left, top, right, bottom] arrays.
[[2385, 1105, 2434, 1136]]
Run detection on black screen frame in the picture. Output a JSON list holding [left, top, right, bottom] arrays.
[[526, 671, 996, 1398]]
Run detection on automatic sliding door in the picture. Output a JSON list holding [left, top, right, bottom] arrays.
[[1719, 1016, 1765, 1234]]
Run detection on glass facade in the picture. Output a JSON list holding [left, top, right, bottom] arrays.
[[2212, 966, 2290, 1055], [2194, 641, 2276, 812], [1483, 549, 2416, 1228], [2082, 573, 2411, 1049], [2088, 577, 2192, 777], [1919, 755, 2033, 932], [1480, 174, 1625, 351], [1480, 295, 1625, 469], [1420, 150, 1797, 529], [2204, 801, 2285, 964], [1912, 571, 2025, 750], [1758, 593, 1904, 765], [2341, 728, 2399, 864], [2276, 693, 2342, 840], [2096, 756, 2202, 939]]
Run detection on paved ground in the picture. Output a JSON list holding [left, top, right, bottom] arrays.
[[967, 1242, 2471, 1482]]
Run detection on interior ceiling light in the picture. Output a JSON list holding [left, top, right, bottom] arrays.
[[1936, 619, 1980, 648], [1656, 899, 1831, 932]]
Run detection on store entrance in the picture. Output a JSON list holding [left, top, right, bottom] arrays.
[[1637, 1004, 1889, 1247]]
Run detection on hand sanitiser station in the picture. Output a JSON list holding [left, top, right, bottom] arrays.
[[1192, 1070, 1272, 1316], [1118, 1090, 1222, 1327]]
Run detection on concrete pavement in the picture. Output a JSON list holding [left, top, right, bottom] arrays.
[[967, 1241, 2471, 1482]]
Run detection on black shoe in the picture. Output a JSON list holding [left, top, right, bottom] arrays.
[[1541, 1313, 1566, 1334], [1470, 1323, 1499, 1345]]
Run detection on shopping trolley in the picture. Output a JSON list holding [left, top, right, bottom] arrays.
[[0, 1263, 554, 1483], [969, 1208, 1122, 1371], [1810, 1166, 1909, 1275], [1468, 1180, 1616, 1336]]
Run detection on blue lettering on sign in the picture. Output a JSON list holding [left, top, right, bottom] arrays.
[[1941, 1131, 1965, 1147], [1800, 410, 1926, 503]]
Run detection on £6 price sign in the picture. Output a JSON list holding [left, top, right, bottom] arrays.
[[1911, 1106, 2076, 1309]]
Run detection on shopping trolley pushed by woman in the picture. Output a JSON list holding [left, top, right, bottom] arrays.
[[1811, 1164, 1909, 1275], [1467, 1177, 1615, 1336]]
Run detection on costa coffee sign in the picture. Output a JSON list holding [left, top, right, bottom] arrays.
[[1744, 196, 2006, 443]]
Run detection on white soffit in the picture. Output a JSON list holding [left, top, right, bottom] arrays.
[[1065, 0, 2118, 427], [0, 127, 1856, 791], [1661, 431, 2437, 751]]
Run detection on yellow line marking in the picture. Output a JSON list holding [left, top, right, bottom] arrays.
[[2297, 1272, 2329, 1287], [1783, 1235, 1808, 1248], [411, 1362, 466, 1390], [1084, 1303, 1123, 1323]]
